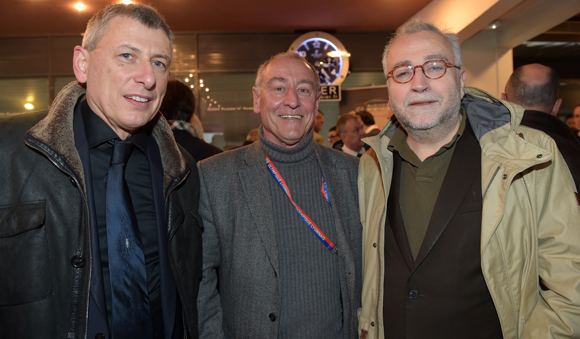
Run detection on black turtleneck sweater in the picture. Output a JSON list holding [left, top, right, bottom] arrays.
[[260, 129, 343, 339]]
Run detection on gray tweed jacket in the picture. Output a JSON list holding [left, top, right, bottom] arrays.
[[196, 138, 362, 339]]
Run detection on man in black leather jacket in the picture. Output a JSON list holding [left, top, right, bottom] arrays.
[[0, 4, 202, 339]]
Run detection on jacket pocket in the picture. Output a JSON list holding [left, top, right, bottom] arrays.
[[0, 200, 53, 305]]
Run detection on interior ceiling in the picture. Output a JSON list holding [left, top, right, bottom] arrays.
[[0, 0, 433, 37]]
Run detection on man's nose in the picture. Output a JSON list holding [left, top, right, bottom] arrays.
[[411, 68, 429, 92], [284, 88, 300, 108], [134, 62, 156, 89]]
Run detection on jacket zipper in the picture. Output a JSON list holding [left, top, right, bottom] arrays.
[[25, 137, 91, 339]]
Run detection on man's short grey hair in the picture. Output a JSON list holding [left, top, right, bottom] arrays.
[[82, 3, 173, 53], [504, 65, 560, 112], [336, 113, 360, 135], [254, 51, 321, 96], [382, 19, 462, 79]]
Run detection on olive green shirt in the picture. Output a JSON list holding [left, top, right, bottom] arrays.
[[387, 108, 467, 259]]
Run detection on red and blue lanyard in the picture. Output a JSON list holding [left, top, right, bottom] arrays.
[[264, 150, 337, 253]]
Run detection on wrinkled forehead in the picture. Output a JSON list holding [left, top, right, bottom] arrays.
[[263, 57, 317, 86], [387, 31, 454, 69]]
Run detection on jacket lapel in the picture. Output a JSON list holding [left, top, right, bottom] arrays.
[[389, 152, 415, 269], [238, 142, 280, 275], [413, 121, 481, 269]]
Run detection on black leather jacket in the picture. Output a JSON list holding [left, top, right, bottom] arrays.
[[0, 82, 202, 338]]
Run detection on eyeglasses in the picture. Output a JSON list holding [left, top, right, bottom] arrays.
[[387, 60, 461, 84]]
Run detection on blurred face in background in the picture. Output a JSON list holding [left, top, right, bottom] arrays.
[[341, 117, 365, 151], [328, 129, 340, 145], [314, 112, 324, 132]]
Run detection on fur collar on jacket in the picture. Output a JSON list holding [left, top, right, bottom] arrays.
[[27, 81, 189, 193]]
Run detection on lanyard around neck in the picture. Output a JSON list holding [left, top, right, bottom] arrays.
[[264, 150, 337, 253]]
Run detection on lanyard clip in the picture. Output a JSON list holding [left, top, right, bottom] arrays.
[[331, 245, 339, 255]]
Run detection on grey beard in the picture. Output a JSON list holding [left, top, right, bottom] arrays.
[[393, 91, 463, 144]]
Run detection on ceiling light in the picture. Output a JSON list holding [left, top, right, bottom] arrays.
[[200, 83, 204, 87], [184, 78, 189, 82], [190, 85, 194, 89], [189, 74, 193, 77], [205, 88, 209, 92], [73, 2, 87, 11], [24, 103, 34, 110], [119, 0, 135, 4], [199, 79, 204, 83]]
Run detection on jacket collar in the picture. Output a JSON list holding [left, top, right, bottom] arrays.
[[26, 81, 189, 193], [363, 86, 552, 171]]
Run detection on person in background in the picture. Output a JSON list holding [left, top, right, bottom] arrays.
[[243, 128, 260, 145], [566, 114, 578, 132], [337, 113, 366, 157], [161, 79, 222, 162], [328, 125, 342, 148], [196, 51, 362, 338], [0, 4, 202, 338], [313, 109, 327, 146], [358, 18, 580, 339], [574, 104, 580, 137], [356, 110, 381, 137], [502, 63, 580, 191]]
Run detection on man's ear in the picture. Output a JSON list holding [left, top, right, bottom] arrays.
[[551, 98, 562, 116], [73, 46, 89, 84], [252, 87, 260, 114], [500, 93, 508, 101]]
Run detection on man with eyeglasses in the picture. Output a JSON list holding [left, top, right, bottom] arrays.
[[357, 19, 580, 339]]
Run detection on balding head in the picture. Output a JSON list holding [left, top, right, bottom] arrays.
[[502, 63, 561, 116]]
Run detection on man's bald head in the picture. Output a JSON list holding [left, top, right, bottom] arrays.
[[503, 63, 561, 116]]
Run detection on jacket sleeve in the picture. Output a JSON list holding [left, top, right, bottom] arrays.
[[196, 162, 226, 339], [521, 137, 580, 338]]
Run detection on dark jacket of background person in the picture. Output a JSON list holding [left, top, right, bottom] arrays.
[[196, 139, 363, 338], [520, 109, 580, 191], [172, 128, 222, 163], [0, 82, 203, 338]]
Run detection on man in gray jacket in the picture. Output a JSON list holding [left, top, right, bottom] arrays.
[[197, 52, 362, 338]]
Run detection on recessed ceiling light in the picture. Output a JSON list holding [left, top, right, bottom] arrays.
[[24, 103, 34, 110], [73, 2, 87, 11]]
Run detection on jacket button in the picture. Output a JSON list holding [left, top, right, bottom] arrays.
[[269, 313, 276, 322], [95, 334, 105, 339], [373, 243, 377, 248], [409, 289, 419, 300], [503, 174, 508, 180], [70, 255, 85, 268], [69, 176, 77, 187], [371, 321, 375, 327], [537, 154, 542, 159]]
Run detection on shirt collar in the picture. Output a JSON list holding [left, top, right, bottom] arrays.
[[80, 99, 150, 156]]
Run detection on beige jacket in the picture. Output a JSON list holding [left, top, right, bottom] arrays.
[[357, 87, 580, 339]]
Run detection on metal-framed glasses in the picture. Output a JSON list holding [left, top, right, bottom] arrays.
[[387, 60, 461, 84]]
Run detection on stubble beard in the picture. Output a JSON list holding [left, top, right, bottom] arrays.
[[391, 87, 462, 144]]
